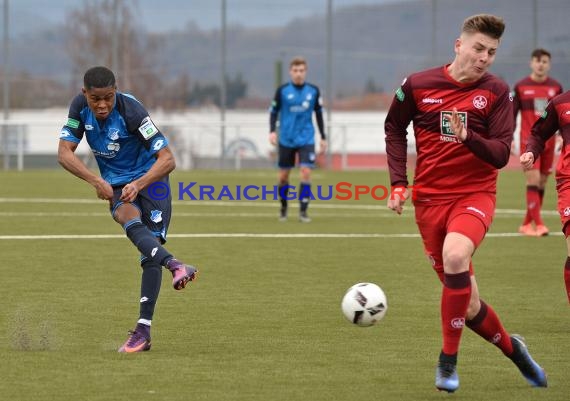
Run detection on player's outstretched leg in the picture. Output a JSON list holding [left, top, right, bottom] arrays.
[[509, 335, 547, 387], [435, 352, 459, 393], [166, 258, 199, 290], [118, 322, 151, 353]]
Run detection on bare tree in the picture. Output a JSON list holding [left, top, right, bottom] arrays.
[[64, 0, 163, 107]]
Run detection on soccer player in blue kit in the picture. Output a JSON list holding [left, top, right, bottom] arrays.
[[269, 57, 327, 222], [58, 66, 198, 353]]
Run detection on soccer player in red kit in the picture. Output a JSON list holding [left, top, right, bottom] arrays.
[[385, 14, 547, 392], [521, 90, 570, 303], [513, 49, 563, 236]]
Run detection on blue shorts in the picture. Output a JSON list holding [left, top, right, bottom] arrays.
[[278, 144, 316, 169], [110, 176, 172, 243]]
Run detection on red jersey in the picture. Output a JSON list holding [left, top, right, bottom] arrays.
[[526, 91, 570, 186], [385, 65, 513, 202], [512, 76, 563, 139]]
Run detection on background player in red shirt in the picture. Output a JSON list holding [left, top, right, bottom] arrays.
[[385, 14, 547, 393], [513, 49, 563, 236], [521, 90, 570, 303]]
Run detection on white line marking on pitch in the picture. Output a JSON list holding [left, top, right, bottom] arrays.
[[0, 232, 562, 240]]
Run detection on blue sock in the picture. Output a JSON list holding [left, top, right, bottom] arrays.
[[139, 259, 162, 321], [278, 182, 289, 209], [299, 182, 311, 213], [124, 219, 172, 266]]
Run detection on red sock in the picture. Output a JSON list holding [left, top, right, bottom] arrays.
[[441, 272, 471, 355], [564, 256, 570, 303], [466, 300, 513, 355], [538, 189, 545, 207], [522, 210, 531, 225], [527, 186, 543, 225]]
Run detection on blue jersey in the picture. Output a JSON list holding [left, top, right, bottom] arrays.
[[269, 82, 324, 148], [59, 92, 169, 186]]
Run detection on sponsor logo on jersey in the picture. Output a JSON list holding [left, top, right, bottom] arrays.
[[422, 98, 443, 104], [138, 116, 159, 140], [440, 111, 467, 138], [107, 142, 120, 151], [523, 89, 535, 95], [150, 210, 163, 223], [473, 95, 488, 109], [66, 118, 80, 129], [395, 87, 405, 102]]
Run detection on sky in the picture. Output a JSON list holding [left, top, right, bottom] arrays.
[[8, 0, 414, 34]]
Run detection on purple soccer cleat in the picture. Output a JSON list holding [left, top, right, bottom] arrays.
[[118, 324, 151, 353], [166, 259, 199, 290]]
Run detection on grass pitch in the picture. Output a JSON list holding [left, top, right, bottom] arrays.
[[0, 168, 568, 401]]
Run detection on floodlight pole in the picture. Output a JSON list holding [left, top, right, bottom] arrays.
[[532, 0, 538, 48], [3, 0, 10, 170], [431, 0, 437, 65], [111, 0, 119, 73], [325, 0, 333, 168], [220, 0, 227, 168]]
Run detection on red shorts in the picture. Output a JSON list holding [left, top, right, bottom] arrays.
[[414, 192, 496, 279], [557, 186, 570, 236], [521, 134, 555, 175]]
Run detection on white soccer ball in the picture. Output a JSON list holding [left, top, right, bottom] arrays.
[[341, 282, 388, 327]]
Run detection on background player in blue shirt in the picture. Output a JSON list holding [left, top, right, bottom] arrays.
[[58, 66, 198, 353], [269, 57, 327, 222]]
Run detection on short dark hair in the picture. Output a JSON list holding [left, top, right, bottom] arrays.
[[83, 66, 116, 90], [531, 48, 551, 60], [462, 14, 505, 40]]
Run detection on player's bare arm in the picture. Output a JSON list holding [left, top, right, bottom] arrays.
[[57, 139, 113, 200], [120, 147, 176, 203]]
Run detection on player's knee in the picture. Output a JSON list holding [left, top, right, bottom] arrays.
[[442, 248, 470, 274], [113, 202, 141, 224], [300, 168, 311, 181]]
